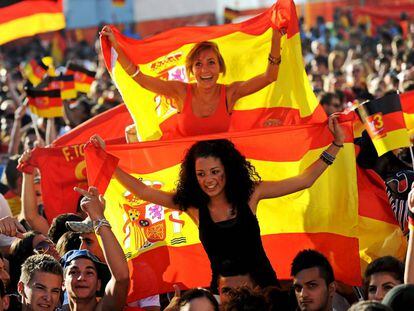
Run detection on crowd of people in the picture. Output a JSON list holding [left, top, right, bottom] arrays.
[[0, 4, 414, 311]]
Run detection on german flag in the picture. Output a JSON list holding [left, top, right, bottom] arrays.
[[66, 63, 96, 94], [46, 75, 77, 100], [0, 0, 65, 45], [27, 88, 63, 118], [112, 0, 125, 7], [23, 59, 49, 86], [101, 0, 326, 141], [400, 90, 414, 135], [358, 93, 410, 156]]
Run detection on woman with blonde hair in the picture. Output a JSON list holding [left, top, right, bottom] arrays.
[[100, 25, 283, 136]]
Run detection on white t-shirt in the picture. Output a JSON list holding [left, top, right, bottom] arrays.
[[0, 194, 17, 247]]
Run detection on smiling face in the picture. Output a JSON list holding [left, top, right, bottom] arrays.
[[367, 272, 402, 301], [195, 156, 226, 198], [64, 258, 101, 301], [19, 271, 62, 311], [293, 267, 334, 311], [191, 49, 221, 88]]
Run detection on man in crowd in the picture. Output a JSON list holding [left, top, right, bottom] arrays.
[[17, 254, 63, 311], [61, 186, 129, 311], [291, 249, 336, 311]]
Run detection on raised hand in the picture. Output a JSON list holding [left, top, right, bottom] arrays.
[[90, 134, 106, 150], [18, 149, 32, 165], [74, 186, 105, 221], [100, 25, 118, 48], [328, 113, 345, 146]]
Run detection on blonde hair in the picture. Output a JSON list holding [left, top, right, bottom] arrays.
[[185, 41, 226, 77]]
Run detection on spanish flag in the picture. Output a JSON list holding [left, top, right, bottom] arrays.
[[46, 75, 77, 100], [66, 63, 96, 94], [357, 93, 411, 156], [23, 59, 49, 86], [27, 88, 63, 118], [85, 122, 363, 300], [101, 0, 326, 141], [0, 0, 65, 46]]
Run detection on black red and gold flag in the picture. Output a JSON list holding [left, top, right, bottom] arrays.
[[358, 93, 410, 156], [23, 59, 49, 86], [399, 90, 414, 135], [112, 0, 125, 7], [66, 63, 96, 94], [46, 75, 77, 99], [27, 88, 63, 118], [0, 0, 65, 45]]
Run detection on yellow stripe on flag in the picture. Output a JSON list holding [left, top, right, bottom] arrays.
[[372, 128, 411, 156], [358, 215, 407, 274], [0, 13, 65, 45], [29, 105, 63, 118]]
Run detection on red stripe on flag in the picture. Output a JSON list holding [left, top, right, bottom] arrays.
[[400, 90, 414, 114], [101, 0, 299, 67], [357, 167, 397, 225], [97, 123, 353, 175], [126, 232, 360, 301], [0, 0, 63, 23]]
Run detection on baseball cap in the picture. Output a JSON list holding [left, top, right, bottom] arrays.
[[61, 249, 109, 279], [66, 218, 94, 234]]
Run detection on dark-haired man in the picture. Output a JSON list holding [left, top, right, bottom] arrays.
[[291, 249, 336, 311]]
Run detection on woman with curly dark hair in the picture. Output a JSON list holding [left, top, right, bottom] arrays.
[[90, 115, 344, 292]]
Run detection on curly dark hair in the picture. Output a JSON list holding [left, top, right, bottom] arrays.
[[173, 139, 260, 212]]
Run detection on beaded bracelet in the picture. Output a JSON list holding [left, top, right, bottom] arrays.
[[320, 150, 336, 165], [268, 54, 282, 65], [93, 218, 112, 235]]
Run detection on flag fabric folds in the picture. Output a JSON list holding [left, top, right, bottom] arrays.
[[46, 75, 77, 100], [85, 122, 362, 300], [18, 104, 132, 223], [0, 0, 65, 45], [400, 90, 414, 135], [101, 0, 326, 141], [66, 63, 96, 94], [27, 88, 63, 118], [357, 93, 411, 156], [23, 59, 49, 86]]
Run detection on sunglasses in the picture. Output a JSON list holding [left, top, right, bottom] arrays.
[[33, 239, 54, 255]]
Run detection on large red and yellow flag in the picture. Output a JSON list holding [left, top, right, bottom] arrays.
[[85, 122, 362, 301], [101, 0, 326, 141], [18, 104, 132, 223], [0, 0, 65, 45]]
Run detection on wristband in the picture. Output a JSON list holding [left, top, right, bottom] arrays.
[[332, 141, 344, 148], [93, 218, 111, 235], [130, 66, 140, 78]]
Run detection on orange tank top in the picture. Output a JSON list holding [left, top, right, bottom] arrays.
[[177, 84, 231, 137]]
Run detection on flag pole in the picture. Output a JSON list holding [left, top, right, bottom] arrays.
[[410, 145, 414, 169]]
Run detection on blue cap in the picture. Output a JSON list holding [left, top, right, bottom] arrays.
[[61, 250, 109, 279]]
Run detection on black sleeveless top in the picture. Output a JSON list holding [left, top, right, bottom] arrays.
[[198, 203, 279, 292]]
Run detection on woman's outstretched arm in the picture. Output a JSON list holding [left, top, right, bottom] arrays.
[[100, 26, 186, 106], [251, 115, 345, 210], [227, 28, 283, 109], [91, 135, 178, 209]]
